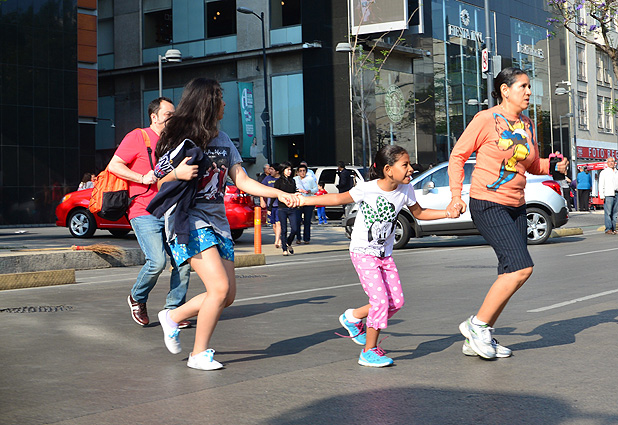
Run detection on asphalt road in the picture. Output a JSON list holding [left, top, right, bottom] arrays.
[[2, 212, 617, 424]]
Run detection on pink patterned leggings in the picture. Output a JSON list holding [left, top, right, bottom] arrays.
[[350, 252, 405, 330]]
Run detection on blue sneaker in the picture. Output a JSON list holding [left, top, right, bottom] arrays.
[[338, 313, 366, 345], [358, 347, 393, 367]]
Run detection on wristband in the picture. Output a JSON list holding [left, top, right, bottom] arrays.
[[173, 168, 178, 180], [140, 175, 144, 184]]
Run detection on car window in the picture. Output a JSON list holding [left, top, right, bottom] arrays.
[[463, 163, 474, 185], [319, 169, 337, 184], [414, 167, 449, 189]]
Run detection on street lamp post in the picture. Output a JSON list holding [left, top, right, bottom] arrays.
[[237, 7, 272, 164], [558, 113, 573, 156], [556, 84, 577, 180], [158, 49, 182, 97]]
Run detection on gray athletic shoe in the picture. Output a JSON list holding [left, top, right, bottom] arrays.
[[459, 316, 497, 359], [462, 338, 512, 358]]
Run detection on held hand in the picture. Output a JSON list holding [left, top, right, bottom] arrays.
[[175, 157, 199, 181], [556, 157, 569, 174], [447, 197, 467, 216], [278, 192, 299, 208], [143, 170, 157, 185]]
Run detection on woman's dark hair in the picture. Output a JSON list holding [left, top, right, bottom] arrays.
[[491, 67, 528, 103], [368, 145, 409, 180], [81, 173, 92, 183], [278, 161, 293, 176], [155, 78, 223, 158]]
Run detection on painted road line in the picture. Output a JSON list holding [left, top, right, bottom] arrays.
[[566, 247, 618, 257], [527, 288, 618, 313], [235, 283, 360, 303]]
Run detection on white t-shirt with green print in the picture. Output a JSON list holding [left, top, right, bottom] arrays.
[[349, 180, 417, 258]]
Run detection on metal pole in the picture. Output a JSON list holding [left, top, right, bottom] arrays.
[[360, 66, 367, 173], [260, 12, 273, 164], [158, 55, 163, 98], [484, 0, 494, 108], [571, 90, 577, 180], [559, 115, 564, 154]]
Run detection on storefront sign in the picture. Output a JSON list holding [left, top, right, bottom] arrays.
[[516, 41, 544, 59], [238, 82, 256, 157], [447, 24, 483, 42], [577, 146, 618, 160], [385, 85, 405, 123]]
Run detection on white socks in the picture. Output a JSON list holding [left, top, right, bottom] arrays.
[[471, 315, 489, 327], [345, 308, 361, 323]]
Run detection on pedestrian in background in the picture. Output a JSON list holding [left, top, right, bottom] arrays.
[[152, 78, 298, 371], [447, 67, 568, 359], [274, 162, 300, 256], [298, 145, 457, 367], [108, 97, 191, 329], [576, 166, 592, 211], [315, 182, 328, 224], [77, 173, 93, 190], [261, 164, 282, 248], [598, 157, 618, 234], [294, 163, 318, 244]]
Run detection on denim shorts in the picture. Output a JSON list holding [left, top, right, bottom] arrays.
[[469, 198, 534, 275], [169, 227, 234, 266]]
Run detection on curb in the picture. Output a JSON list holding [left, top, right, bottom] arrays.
[[234, 253, 266, 268], [550, 227, 583, 238], [0, 269, 75, 291]]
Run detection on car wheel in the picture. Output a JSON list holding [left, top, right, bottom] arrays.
[[527, 207, 552, 245], [393, 214, 411, 250], [231, 229, 243, 241], [68, 209, 97, 238], [108, 229, 131, 237]]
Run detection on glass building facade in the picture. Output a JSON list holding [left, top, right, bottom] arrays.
[[0, 0, 79, 225]]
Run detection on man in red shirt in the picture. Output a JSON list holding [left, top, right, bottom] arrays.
[[108, 97, 190, 327]]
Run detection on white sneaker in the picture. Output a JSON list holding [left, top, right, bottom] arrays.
[[458, 316, 497, 359], [187, 349, 223, 371], [462, 338, 512, 358], [158, 310, 181, 354]]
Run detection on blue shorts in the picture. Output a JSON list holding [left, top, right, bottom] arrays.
[[270, 206, 279, 224], [469, 198, 534, 275], [169, 227, 234, 266]]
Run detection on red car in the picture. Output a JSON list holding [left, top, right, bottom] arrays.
[[55, 184, 263, 240]]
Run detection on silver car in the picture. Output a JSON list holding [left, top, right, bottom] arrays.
[[344, 160, 569, 248]]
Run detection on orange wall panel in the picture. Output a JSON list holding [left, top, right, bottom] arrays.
[[79, 99, 98, 117], [78, 44, 97, 63], [78, 0, 97, 10], [77, 14, 97, 31]]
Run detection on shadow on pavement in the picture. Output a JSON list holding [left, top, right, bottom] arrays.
[[261, 386, 617, 425], [219, 327, 340, 364], [501, 308, 618, 352], [221, 295, 334, 321]]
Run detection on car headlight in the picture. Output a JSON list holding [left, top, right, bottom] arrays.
[[60, 194, 71, 203]]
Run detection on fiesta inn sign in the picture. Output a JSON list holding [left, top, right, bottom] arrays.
[[447, 24, 483, 43]]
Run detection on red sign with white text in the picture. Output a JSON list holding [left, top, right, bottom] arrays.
[[577, 146, 618, 160]]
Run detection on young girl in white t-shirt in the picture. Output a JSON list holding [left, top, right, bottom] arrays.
[[298, 145, 460, 367]]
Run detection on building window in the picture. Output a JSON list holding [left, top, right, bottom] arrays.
[[205, 0, 236, 38], [270, 0, 301, 29], [578, 91, 588, 129], [598, 95, 613, 132], [144, 9, 173, 48], [596, 49, 612, 85], [597, 96, 604, 130], [576, 43, 586, 81]]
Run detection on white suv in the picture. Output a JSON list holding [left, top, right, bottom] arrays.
[[309, 166, 365, 219], [344, 160, 569, 248]]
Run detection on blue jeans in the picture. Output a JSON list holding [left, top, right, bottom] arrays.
[[130, 214, 190, 309], [278, 206, 300, 252], [295, 205, 315, 242], [604, 195, 618, 231], [316, 206, 327, 223]]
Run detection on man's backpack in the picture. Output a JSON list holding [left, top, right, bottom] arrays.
[[88, 129, 154, 221]]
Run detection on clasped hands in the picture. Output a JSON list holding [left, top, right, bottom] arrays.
[[446, 197, 466, 219]]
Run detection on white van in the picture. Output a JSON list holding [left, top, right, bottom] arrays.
[[309, 166, 365, 219]]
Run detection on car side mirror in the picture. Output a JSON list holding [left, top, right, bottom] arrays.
[[422, 181, 435, 195]]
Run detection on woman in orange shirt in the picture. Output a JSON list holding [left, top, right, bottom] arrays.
[[447, 67, 568, 359]]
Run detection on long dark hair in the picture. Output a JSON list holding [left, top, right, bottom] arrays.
[[368, 145, 408, 180], [278, 161, 294, 180], [491, 67, 528, 103], [155, 78, 223, 159]]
